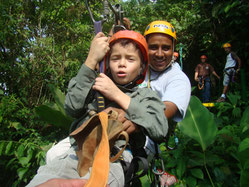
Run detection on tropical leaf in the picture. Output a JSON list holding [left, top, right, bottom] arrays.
[[238, 138, 249, 153], [35, 105, 73, 131], [48, 84, 66, 115], [190, 168, 204, 179], [240, 169, 249, 187], [178, 96, 217, 151], [241, 106, 249, 133]]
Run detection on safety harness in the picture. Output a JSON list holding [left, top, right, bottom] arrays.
[[224, 66, 236, 83], [198, 76, 205, 90], [147, 66, 178, 186]]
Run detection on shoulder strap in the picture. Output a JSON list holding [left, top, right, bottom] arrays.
[[85, 111, 110, 187]]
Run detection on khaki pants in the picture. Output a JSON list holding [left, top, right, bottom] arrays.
[[27, 147, 125, 187]]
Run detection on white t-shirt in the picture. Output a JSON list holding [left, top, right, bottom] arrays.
[[225, 52, 236, 69], [139, 63, 191, 122]]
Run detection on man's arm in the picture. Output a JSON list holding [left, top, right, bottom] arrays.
[[212, 71, 220, 79], [164, 101, 178, 120], [231, 52, 241, 71], [194, 71, 199, 81]]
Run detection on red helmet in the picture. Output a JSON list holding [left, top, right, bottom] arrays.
[[104, 30, 149, 84], [173, 52, 179, 57], [200, 55, 207, 59]]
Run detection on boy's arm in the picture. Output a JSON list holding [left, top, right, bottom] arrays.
[[125, 88, 168, 142], [64, 64, 97, 118], [85, 32, 109, 70], [64, 33, 110, 118]]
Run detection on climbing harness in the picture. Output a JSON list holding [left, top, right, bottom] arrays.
[[224, 67, 236, 83], [198, 76, 205, 90], [147, 67, 179, 151], [150, 142, 177, 186], [179, 43, 183, 70]]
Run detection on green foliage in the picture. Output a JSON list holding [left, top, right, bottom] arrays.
[[149, 94, 249, 186], [35, 84, 73, 131], [0, 94, 63, 186], [0, 0, 249, 186], [178, 96, 217, 151]]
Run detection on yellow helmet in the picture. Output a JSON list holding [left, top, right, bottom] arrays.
[[144, 20, 177, 41], [223, 43, 231, 48]]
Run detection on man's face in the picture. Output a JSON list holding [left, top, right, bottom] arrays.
[[201, 58, 206, 63], [109, 42, 142, 85], [147, 33, 173, 71], [224, 47, 231, 54]]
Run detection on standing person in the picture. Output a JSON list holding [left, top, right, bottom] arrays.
[[194, 55, 220, 103], [217, 43, 241, 102], [173, 52, 181, 69], [140, 21, 191, 158], [27, 30, 169, 187]]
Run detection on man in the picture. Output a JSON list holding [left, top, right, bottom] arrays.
[[140, 21, 191, 158], [194, 55, 220, 102], [141, 20, 191, 124], [217, 43, 241, 102], [173, 52, 181, 69]]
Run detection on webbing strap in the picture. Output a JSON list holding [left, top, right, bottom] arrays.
[[85, 112, 109, 187], [124, 156, 149, 187]]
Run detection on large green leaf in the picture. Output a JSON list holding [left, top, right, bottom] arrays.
[[240, 169, 249, 187], [48, 84, 66, 115], [190, 168, 204, 179], [35, 105, 73, 131], [241, 106, 249, 133], [178, 96, 217, 151], [239, 138, 249, 153]]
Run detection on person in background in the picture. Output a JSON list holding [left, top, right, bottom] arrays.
[[194, 55, 220, 102], [173, 52, 181, 69], [216, 43, 241, 102]]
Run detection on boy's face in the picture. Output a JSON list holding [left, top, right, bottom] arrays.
[[109, 42, 142, 85], [147, 33, 173, 71]]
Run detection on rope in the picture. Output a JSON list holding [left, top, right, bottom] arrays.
[[198, 78, 204, 90]]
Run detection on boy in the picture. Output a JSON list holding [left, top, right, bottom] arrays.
[[27, 30, 168, 187]]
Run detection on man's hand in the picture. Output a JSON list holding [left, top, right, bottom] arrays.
[[37, 179, 88, 187], [122, 120, 140, 134], [37, 178, 110, 187]]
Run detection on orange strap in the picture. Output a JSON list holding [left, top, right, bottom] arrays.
[[85, 112, 110, 187]]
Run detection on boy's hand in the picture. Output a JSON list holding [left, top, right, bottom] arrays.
[[85, 32, 110, 70], [93, 73, 121, 101]]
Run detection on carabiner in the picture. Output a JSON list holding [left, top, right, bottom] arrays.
[[84, 0, 107, 35]]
